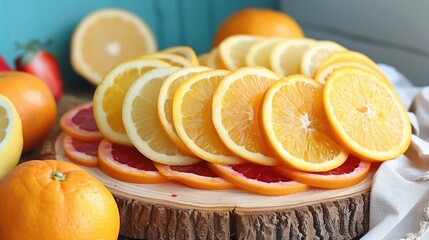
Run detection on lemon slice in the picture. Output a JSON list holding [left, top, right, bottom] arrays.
[[218, 35, 264, 70], [123, 67, 201, 165], [93, 59, 171, 145], [0, 95, 23, 179], [301, 41, 346, 78]]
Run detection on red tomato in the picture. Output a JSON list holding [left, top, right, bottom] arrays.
[[0, 55, 11, 71]]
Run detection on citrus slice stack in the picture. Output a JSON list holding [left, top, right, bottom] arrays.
[[173, 69, 244, 164], [62, 135, 100, 167], [301, 41, 346, 78], [122, 67, 201, 165], [93, 58, 170, 145], [154, 162, 236, 190], [0, 95, 23, 179], [71, 8, 157, 85], [323, 67, 412, 161], [270, 38, 315, 76], [245, 38, 284, 68], [314, 50, 391, 86], [141, 52, 195, 68], [98, 138, 169, 183], [260, 74, 348, 172], [161, 46, 199, 66], [218, 35, 264, 70], [158, 66, 211, 155], [209, 163, 309, 195], [60, 102, 103, 141], [275, 155, 371, 189], [212, 67, 280, 166]]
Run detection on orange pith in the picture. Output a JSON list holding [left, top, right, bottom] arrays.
[[154, 162, 236, 190], [275, 155, 372, 189], [208, 163, 309, 195], [63, 134, 100, 167], [98, 138, 169, 184], [60, 102, 103, 141]]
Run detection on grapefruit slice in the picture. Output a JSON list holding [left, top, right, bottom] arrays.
[[63, 134, 100, 167], [208, 163, 309, 195], [154, 162, 236, 190], [275, 155, 372, 189], [60, 102, 103, 141], [98, 138, 169, 184]]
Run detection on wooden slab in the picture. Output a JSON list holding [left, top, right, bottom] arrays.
[[39, 94, 372, 240]]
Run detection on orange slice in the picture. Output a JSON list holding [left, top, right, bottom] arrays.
[[63, 134, 100, 167], [71, 8, 157, 85], [245, 38, 284, 68], [208, 163, 309, 195], [218, 35, 264, 70], [60, 102, 103, 141], [212, 67, 281, 166], [154, 162, 236, 190], [275, 155, 371, 189], [300, 40, 346, 78], [98, 138, 169, 183], [173, 69, 245, 164], [270, 38, 316, 76], [205, 47, 222, 69], [323, 67, 412, 161], [161, 46, 199, 65], [260, 74, 348, 172], [93, 58, 170, 145], [122, 67, 201, 165], [158, 66, 211, 155], [141, 52, 195, 67]]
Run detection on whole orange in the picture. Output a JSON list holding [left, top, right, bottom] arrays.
[[0, 71, 57, 152], [0, 160, 120, 240], [213, 8, 304, 46]]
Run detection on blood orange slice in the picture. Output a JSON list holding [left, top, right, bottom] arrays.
[[63, 134, 100, 167], [153, 162, 236, 190], [275, 155, 371, 189], [208, 163, 309, 195], [60, 102, 103, 141], [98, 138, 169, 184]]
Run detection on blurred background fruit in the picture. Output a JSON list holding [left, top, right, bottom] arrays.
[[71, 8, 157, 86], [0, 72, 56, 153], [15, 39, 64, 101], [213, 8, 304, 46], [0, 160, 120, 240], [0, 95, 23, 179]]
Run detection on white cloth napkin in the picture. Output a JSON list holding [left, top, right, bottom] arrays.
[[360, 64, 429, 240]]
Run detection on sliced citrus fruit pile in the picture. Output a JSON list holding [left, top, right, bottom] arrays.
[[63, 135, 100, 167], [260, 74, 348, 172], [323, 66, 411, 161], [212, 67, 281, 166], [93, 58, 171, 145], [209, 163, 308, 195], [122, 66, 201, 165], [275, 154, 371, 189], [98, 138, 169, 184], [154, 162, 235, 190], [173, 69, 244, 164], [158, 66, 211, 156], [314, 50, 390, 85], [71, 8, 158, 85], [0, 95, 23, 179], [161, 46, 199, 66], [60, 102, 103, 141]]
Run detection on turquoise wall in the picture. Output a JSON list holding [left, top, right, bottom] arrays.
[[0, 0, 277, 88]]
